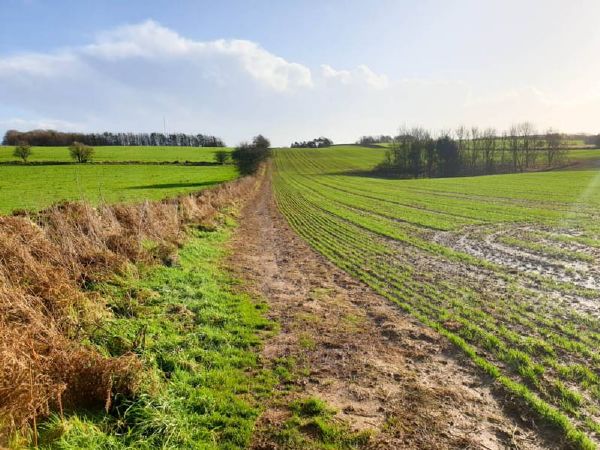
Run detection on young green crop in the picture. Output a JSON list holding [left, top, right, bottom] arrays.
[[273, 146, 600, 449]]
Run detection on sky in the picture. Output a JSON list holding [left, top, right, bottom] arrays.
[[1, 0, 600, 146]]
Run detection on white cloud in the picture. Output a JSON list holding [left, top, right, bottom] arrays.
[[0, 20, 312, 93], [81, 20, 312, 91], [321, 64, 352, 84], [321, 63, 388, 89]]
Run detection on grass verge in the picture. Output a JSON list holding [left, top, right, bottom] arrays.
[[34, 219, 275, 449]]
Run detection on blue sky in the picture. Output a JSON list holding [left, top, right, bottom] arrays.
[[1, 0, 600, 145]]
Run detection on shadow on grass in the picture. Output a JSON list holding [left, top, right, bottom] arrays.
[[127, 181, 221, 190]]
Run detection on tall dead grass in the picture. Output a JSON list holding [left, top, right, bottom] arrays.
[[0, 173, 258, 443]]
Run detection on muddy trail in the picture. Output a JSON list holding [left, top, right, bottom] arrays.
[[229, 173, 561, 449]]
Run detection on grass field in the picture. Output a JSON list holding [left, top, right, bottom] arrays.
[[0, 146, 230, 163], [0, 164, 237, 213], [273, 146, 600, 448]]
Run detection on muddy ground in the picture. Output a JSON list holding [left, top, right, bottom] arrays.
[[229, 173, 562, 449]]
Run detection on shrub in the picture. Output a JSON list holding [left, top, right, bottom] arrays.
[[13, 141, 32, 163], [69, 142, 94, 163], [214, 150, 229, 165], [231, 135, 271, 175]]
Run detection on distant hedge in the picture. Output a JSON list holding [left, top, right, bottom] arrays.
[[2, 129, 225, 147]]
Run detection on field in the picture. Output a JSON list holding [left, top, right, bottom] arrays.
[[0, 145, 230, 163], [273, 146, 600, 448], [0, 145, 237, 214], [3, 141, 600, 448]]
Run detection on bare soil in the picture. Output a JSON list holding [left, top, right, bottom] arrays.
[[229, 173, 561, 449], [433, 224, 600, 316]]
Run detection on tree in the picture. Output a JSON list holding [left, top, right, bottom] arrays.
[[13, 141, 32, 163], [231, 135, 271, 175], [290, 137, 332, 148], [435, 135, 460, 177], [594, 134, 600, 149], [252, 134, 271, 150], [214, 150, 229, 165], [357, 135, 392, 146], [518, 122, 536, 170], [2, 129, 225, 147], [508, 125, 522, 172], [69, 142, 94, 163], [544, 130, 565, 167], [482, 128, 497, 174]]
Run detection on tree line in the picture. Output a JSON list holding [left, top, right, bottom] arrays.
[[290, 137, 333, 148], [2, 130, 226, 147], [356, 135, 393, 146], [378, 124, 574, 178]]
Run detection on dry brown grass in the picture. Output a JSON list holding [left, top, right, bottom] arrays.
[[0, 173, 258, 444]]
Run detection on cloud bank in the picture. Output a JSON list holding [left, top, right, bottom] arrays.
[[0, 20, 598, 145]]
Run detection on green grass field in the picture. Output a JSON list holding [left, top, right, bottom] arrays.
[[0, 164, 237, 213], [0, 145, 230, 163], [0, 145, 237, 214], [273, 146, 600, 448]]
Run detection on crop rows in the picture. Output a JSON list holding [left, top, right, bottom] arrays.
[[273, 146, 600, 449]]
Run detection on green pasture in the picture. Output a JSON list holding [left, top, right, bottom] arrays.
[[0, 164, 237, 213], [0, 145, 231, 163]]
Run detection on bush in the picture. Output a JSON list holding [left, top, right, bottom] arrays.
[[214, 150, 229, 165], [231, 135, 271, 175], [69, 142, 95, 163], [13, 141, 32, 163]]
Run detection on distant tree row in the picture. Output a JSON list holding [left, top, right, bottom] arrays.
[[2, 129, 226, 147], [290, 137, 333, 148], [356, 135, 393, 146], [379, 123, 571, 178]]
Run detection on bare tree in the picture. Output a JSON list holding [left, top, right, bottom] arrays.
[[455, 126, 468, 173], [518, 122, 536, 169], [469, 126, 480, 173], [482, 128, 497, 174], [544, 129, 565, 167], [509, 125, 522, 172]]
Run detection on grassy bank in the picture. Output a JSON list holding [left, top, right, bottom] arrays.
[[34, 223, 274, 449]]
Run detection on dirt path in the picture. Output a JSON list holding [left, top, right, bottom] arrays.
[[229, 172, 559, 449]]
